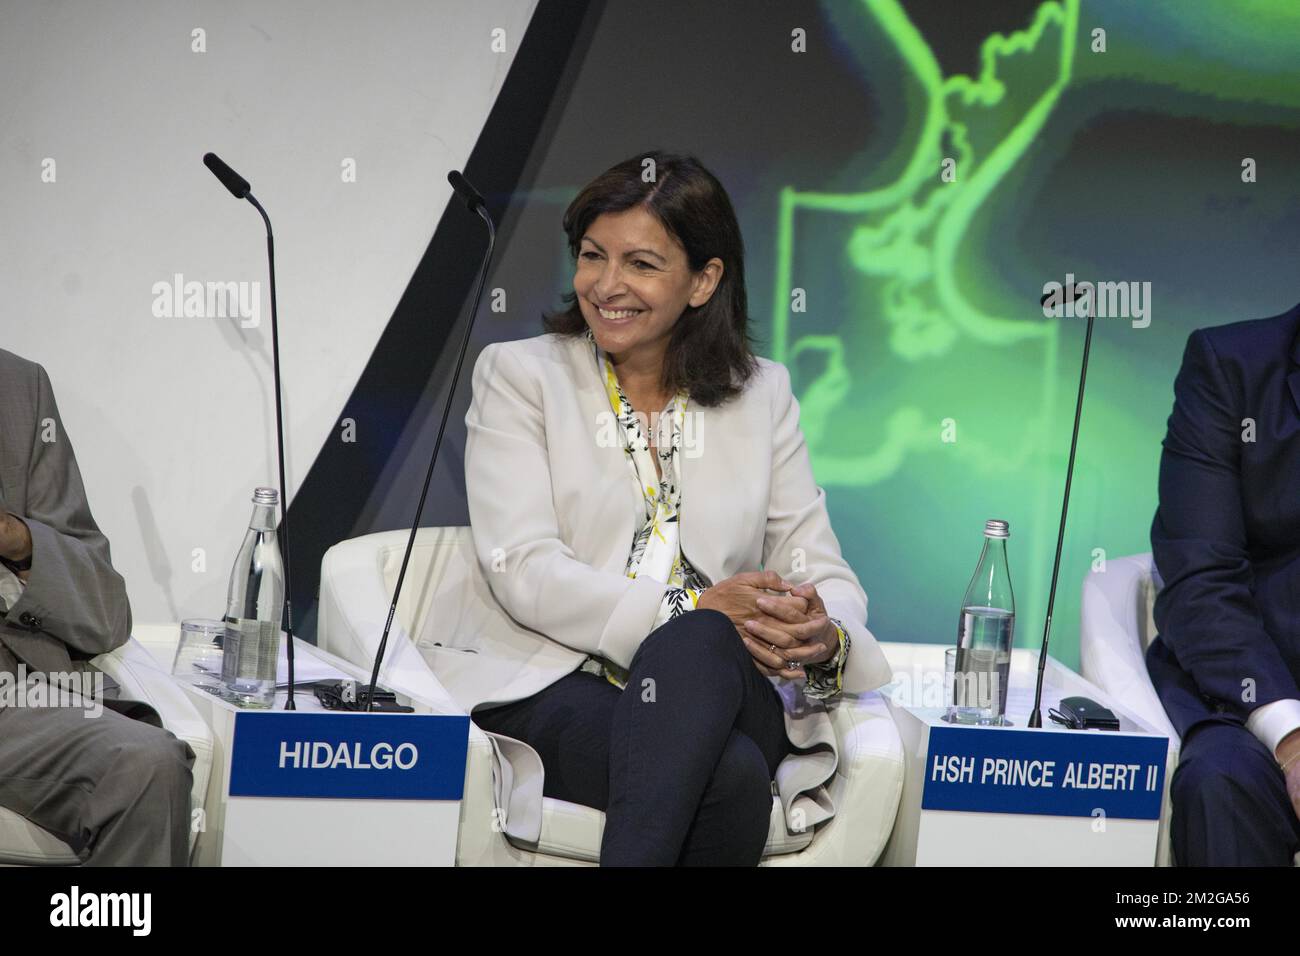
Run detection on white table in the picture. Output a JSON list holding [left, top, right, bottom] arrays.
[[133, 623, 466, 866], [877, 642, 1179, 866]]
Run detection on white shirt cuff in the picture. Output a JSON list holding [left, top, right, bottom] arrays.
[[0, 565, 23, 612], [1245, 698, 1300, 759]]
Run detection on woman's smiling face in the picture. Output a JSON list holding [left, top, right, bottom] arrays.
[[574, 206, 722, 370]]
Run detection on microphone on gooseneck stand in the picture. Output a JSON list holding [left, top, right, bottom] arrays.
[[202, 151, 298, 710], [361, 170, 497, 712], [1028, 283, 1095, 728]]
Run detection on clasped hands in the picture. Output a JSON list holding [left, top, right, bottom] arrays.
[[696, 571, 839, 679]]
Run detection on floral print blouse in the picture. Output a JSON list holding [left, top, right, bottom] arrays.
[[577, 329, 850, 699]]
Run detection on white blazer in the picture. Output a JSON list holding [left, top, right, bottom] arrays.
[[433, 330, 892, 841]]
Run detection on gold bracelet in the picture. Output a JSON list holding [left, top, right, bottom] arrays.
[[1281, 750, 1300, 774]]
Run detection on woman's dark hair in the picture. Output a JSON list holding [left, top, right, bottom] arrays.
[[542, 150, 760, 407]]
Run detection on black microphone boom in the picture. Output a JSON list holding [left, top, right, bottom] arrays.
[[202, 151, 298, 709], [1028, 287, 1095, 728], [362, 170, 497, 712]]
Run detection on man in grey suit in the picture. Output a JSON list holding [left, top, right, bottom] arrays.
[[0, 347, 194, 865]]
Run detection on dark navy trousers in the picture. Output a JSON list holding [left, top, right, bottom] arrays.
[[471, 608, 792, 866], [1169, 721, 1300, 866]]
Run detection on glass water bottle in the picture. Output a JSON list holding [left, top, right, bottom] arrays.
[[951, 519, 1015, 725], [220, 487, 285, 708]]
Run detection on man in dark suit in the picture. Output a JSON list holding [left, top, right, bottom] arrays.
[[1149, 304, 1300, 866], [0, 348, 194, 865]]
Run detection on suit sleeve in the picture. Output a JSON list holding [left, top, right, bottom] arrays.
[[760, 362, 891, 696], [1151, 329, 1300, 722], [464, 343, 666, 670], [3, 364, 131, 656]]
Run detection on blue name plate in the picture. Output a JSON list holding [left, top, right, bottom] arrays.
[[228, 712, 470, 800], [922, 725, 1168, 819]]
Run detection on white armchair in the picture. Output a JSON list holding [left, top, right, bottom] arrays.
[[1079, 552, 1177, 866], [318, 527, 905, 866], [0, 636, 214, 866], [1079, 553, 1175, 740]]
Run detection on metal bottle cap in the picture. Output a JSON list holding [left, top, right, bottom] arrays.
[[252, 487, 279, 505], [984, 519, 1009, 538]]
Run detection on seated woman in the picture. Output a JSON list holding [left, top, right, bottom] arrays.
[[463, 150, 891, 865]]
